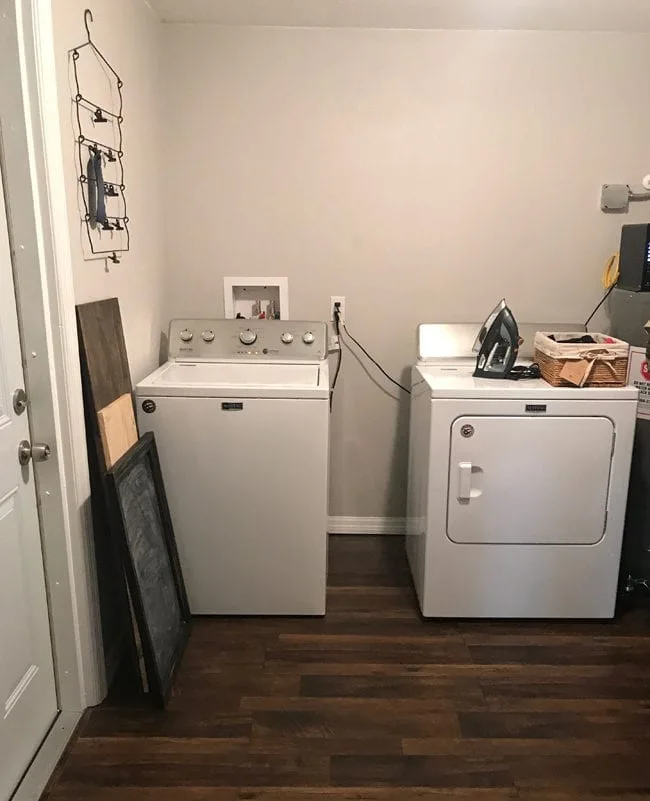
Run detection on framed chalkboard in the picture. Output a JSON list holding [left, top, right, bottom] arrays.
[[107, 432, 191, 706]]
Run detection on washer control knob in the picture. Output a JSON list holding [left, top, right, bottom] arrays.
[[281, 332, 294, 344], [201, 329, 215, 342], [179, 329, 193, 342], [239, 329, 257, 345], [302, 331, 315, 345]]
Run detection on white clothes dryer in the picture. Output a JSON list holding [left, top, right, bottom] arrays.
[[406, 323, 638, 618]]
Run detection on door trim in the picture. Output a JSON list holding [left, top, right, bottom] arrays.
[[1, 0, 104, 737], [11, 712, 82, 801]]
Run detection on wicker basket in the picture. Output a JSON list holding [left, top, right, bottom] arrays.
[[534, 332, 629, 388]]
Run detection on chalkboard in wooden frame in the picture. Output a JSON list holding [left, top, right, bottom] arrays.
[[106, 431, 191, 707]]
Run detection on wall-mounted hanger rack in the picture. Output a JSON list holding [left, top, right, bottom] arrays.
[[79, 135, 120, 160], [76, 97, 122, 124], [71, 9, 129, 265]]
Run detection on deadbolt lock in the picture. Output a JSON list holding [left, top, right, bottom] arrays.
[[18, 440, 51, 466], [13, 388, 27, 415]]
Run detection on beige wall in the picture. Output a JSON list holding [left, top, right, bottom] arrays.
[[53, 0, 163, 382], [161, 25, 650, 518]]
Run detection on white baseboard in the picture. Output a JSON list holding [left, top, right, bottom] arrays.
[[328, 516, 406, 535]]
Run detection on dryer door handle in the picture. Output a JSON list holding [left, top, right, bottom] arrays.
[[458, 462, 473, 501]]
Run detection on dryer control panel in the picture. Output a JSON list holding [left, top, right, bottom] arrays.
[[168, 319, 327, 361]]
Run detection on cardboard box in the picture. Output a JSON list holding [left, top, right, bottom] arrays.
[[627, 346, 650, 419]]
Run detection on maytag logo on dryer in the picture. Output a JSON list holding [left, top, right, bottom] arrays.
[[525, 404, 547, 413]]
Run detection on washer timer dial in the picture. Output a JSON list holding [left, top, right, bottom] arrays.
[[239, 329, 257, 345], [302, 331, 315, 345], [281, 332, 294, 344], [179, 329, 193, 342]]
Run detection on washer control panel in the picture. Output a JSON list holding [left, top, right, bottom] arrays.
[[168, 319, 327, 361]]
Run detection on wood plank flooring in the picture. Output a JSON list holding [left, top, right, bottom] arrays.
[[43, 535, 650, 801]]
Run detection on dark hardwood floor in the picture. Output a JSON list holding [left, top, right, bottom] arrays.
[[44, 535, 650, 801]]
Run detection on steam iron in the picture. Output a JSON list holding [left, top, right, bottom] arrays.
[[473, 299, 520, 379]]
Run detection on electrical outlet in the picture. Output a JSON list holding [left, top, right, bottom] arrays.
[[331, 296, 346, 322]]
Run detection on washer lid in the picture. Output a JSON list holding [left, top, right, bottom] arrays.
[[136, 361, 329, 399], [415, 362, 638, 400]]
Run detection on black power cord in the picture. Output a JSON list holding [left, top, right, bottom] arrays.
[[584, 284, 615, 331], [341, 320, 411, 395], [330, 305, 343, 411]]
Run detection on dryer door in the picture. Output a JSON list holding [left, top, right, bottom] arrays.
[[447, 416, 614, 545]]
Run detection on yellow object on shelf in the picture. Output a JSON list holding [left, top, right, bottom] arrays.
[[602, 252, 620, 289]]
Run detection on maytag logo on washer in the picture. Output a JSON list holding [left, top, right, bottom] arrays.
[[141, 399, 156, 414], [461, 424, 474, 438]]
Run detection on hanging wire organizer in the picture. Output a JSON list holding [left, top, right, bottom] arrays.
[[71, 9, 129, 264]]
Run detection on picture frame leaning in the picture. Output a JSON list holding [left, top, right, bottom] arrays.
[[106, 431, 191, 707]]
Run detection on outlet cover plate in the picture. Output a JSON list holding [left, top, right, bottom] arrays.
[[331, 296, 346, 322]]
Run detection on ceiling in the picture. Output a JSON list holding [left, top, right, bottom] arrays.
[[146, 0, 650, 32]]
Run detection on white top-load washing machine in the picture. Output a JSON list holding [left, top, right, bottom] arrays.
[[406, 323, 638, 619], [136, 319, 329, 616]]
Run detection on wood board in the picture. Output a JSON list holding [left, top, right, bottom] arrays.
[[76, 297, 132, 411], [98, 393, 138, 469], [76, 298, 137, 686]]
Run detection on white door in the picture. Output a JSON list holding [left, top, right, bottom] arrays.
[[0, 164, 57, 800], [447, 415, 614, 545]]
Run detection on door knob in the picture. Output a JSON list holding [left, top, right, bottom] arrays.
[[18, 440, 51, 466]]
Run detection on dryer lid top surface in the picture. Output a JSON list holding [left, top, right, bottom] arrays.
[[415, 362, 638, 400]]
